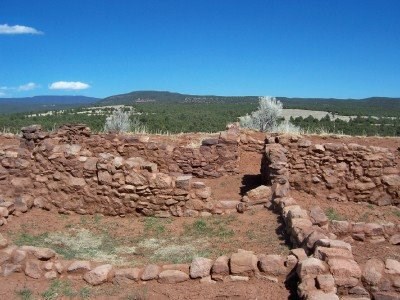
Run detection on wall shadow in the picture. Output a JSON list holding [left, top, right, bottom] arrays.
[[240, 174, 262, 196]]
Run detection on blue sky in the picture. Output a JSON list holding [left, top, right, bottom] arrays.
[[0, 0, 399, 99]]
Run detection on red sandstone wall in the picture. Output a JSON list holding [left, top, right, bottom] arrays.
[[263, 134, 400, 206], [0, 124, 243, 217]]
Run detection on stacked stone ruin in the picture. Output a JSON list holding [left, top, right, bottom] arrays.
[[0, 124, 399, 299]]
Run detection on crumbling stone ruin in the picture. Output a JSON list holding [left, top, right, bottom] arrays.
[[0, 124, 399, 299]]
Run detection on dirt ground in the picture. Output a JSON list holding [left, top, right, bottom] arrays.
[[0, 273, 292, 300]]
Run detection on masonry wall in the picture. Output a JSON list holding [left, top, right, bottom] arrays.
[[263, 134, 400, 206], [0, 124, 244, 217]]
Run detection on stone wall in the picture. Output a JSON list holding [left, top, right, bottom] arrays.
[[22, 124, 241, 178], [261, 136, 400, 299], [263, 134, 400, 206], [0, 124, 247, 218]]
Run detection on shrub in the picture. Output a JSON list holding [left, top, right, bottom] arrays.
[[239, 96, 301, 133], [104, 108, 132, 133], [104, 108, 146, 133], [239, 96, 283, 132]]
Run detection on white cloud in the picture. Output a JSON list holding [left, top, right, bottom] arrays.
[[0, 24, 43, 35], [18, 82, 39, 91], [0, 91, 6, 97], [49, 81, 90, 90]]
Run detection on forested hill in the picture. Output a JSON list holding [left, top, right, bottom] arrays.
[[0, 96, 99, 114], [99, 91, 400, 117], [99, 90, 258, 105]]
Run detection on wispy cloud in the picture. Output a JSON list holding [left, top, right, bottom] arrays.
[[0, 24, 43, 35], [49, 81, 90, 90], [0, 82, 39, 96], [18, 82, 39, 91]]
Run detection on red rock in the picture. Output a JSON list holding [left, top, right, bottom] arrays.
[[385, 258, 400, 275], [44, 271, 58, 279], [389, 234, 400, 245], [290, 248, 308, 261], [24, 259, 42, 279], [21, 246, 56, 260], [314, 246, 354, 261], [84, 264, 114, 285], [305, 230, 329, 250], [245, 185, 272, 203], [382, 175, 400, 186], [12, 250, 27, 264], [297, 258, 328, 278], [158, 270, 189, 283], [328, 258, 361, 287], [306, 290, 339, 300], [362, 258, 384, 286], [114, 268, 141, 281], [330, 220, 350, 235], [98, 171, 112, 185], [190, 257, 213, 278], [230, 250, 258, 275], [0, 207, 8, 218], [258, 254, 287, 276], [67, 261, 91, 273], [141, 264, 161, 281], [310, 206, 329, 226], [316, 274, 336, 293], [211, 256, 229, 276]]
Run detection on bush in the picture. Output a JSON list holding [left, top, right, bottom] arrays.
[[239, 96, 283, 131], [104, 108, 145, 133], [104, 108, 132, 133]]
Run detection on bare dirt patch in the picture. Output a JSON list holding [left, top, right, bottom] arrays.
[[2, 274, 291, 300]]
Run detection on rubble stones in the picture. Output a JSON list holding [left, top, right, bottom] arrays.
[[190, 257, 213, 279], [141, 264, 161, 281], [230, 250, 258, 275], [84, 264, 114, 285], [297, 258, 328, 278], [158, 270, 189, 283]]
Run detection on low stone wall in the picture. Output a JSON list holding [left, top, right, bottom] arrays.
[[329, 220, 400, 244], [0, 233, 297, 287], [263, 134, 400, 206], [260, 137, 400, 299]]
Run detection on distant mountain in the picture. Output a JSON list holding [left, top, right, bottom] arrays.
[[0, 95, 99, 114], [98, 90, 400, 117], [98, 90, 259, 105]]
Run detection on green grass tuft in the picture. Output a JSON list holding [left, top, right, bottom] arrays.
[[16, 288, 33, 300], [325, 207, 344, 221]]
